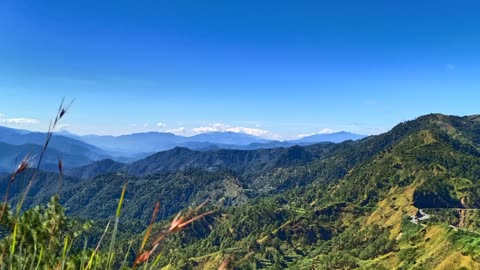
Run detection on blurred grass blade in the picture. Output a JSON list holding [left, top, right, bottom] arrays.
[[107, 182, 127, 270], [80, 237, 88, 270], [116, 183, 127, 218], [61, 236, 68, 270], [120, 240, 133, 269], [86, 218, 111, 270], [10, 223, 18, 255], [17, 99, 73, 215], [149, 253, 162, 270], [139, 202, 160, 254], [34, 247, 43, 270]]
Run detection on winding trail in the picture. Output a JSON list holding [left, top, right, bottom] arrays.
[[409, 208, 480, 235], [410, 209, 430, 225]]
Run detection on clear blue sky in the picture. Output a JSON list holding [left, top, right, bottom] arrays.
[[1, 0, 479, 139]]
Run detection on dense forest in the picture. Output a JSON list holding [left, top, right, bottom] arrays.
[[2, 113, 480, 269]]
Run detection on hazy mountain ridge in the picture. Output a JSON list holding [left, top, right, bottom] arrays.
[[78, 131, 274, 155], [291, 131, 366, 143], [0, 141, 104, 173], [0, 125, 365, 175], [0, 126, 106, 157], [64, 158, 126, 180], [0, 126, 121, 173], [79, 130, 364, 154]]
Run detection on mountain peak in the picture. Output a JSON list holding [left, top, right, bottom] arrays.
[[293, 131, 366, 143]]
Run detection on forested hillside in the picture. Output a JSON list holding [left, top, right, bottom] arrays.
[[142, 114, 480, 269]]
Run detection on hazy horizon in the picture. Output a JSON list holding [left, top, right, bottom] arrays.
[[0, 120, 369, 141]]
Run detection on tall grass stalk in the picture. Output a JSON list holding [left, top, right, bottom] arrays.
[[60, 236, 68, 270], [16, 98, 73, 215], [80, 237, 88, 270], [10, 222, 18, 255], [133, 204, 215, 269], [34, 247, 43, 270], [107, 182, 127, 270], [139, 202, 160, 255], [0, 155, 30, 220], [86, 218, 111, 270], [120, 240, 133, 269], [9, 222, 16, 270], [149, 253, 162, 270], [28, 243, 37, 270]]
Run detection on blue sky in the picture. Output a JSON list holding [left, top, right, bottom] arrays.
[[1, 0, 479, 139]]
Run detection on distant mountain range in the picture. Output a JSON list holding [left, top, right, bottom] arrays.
[[290, 131, 366, 143], [0, 125, 366, 173], [73, 130, 366, 154], [78, 131, 273, 154]]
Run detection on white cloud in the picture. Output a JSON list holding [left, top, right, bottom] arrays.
[[318, 128, 336, 134], [295, 132, 316, 138], [167, 127, 186, 135], [156, 122, 167, 128], [295, 128, 337, 139], [191, 123, 282, 140], [0, 113, 39, 125], [192, 123, 230, 133], [3, 118, 38, 124], [55, 123, 70, 130]]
